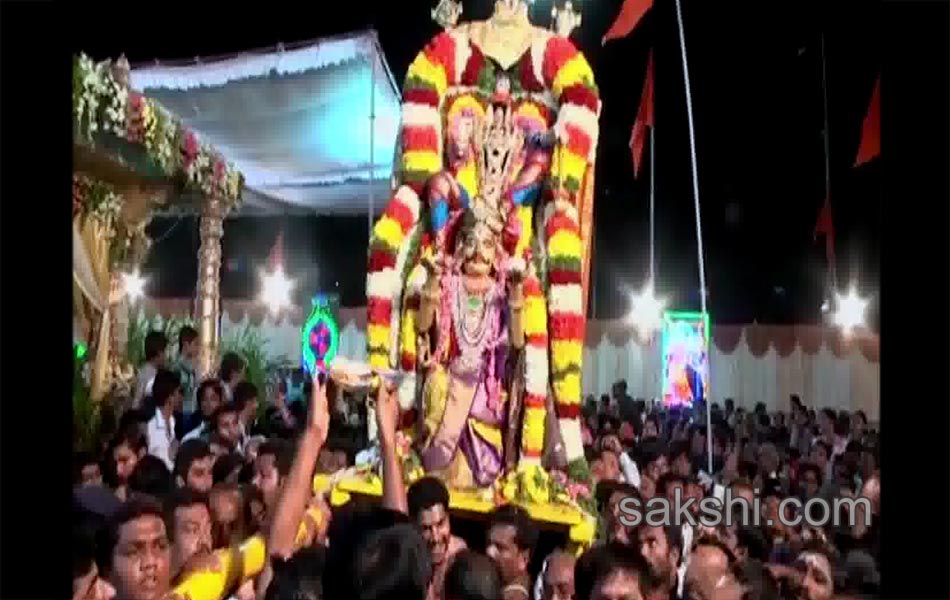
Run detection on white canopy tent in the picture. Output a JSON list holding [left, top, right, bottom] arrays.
[[130, 30, 401, 216]]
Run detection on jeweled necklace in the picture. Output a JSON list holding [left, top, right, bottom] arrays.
[[455, 281, 492, 348]]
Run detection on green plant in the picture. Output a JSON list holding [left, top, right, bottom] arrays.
[[73, 352, 100, 453], [126, 311, 197, 367], [220, 325, 290, 421]]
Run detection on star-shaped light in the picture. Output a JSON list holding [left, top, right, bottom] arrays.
[[260, 266, 295, 315], [122, 269, 147, 302], [628, 280, 666, 338], [831, 288, 869, 333]]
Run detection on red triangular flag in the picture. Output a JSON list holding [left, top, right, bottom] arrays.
[[603, 0, 653, 44], [267, 230, 284, 271], [854, 76, 880, 166], [813, 198, 836, 275], [630, 51, 654, 178]]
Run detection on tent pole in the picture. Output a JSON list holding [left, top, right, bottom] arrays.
[[368, 54, 377, 239], [673, 0, 713, 475]]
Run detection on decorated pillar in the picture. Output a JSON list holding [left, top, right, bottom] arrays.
[[196, 196, 227, 379]]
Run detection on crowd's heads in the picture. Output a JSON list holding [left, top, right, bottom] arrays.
[[212, 403, 243, 448], [353, 523, 433, 600], [636, 524, 682, 589], [597, 481, 640, 545], [174, 440, 214, 493], [797, 462, 822, 500], [793, 541, 837, 600], [684, 535, 744, 600], [178, 326, 199, 359], [234, 381, 260, 423], [75, 451, 104, 488], [208, 483, 246, 548], [213, 452, 245, 486], [151, 369, 183, 412], [486, 504, 538, 584], [408, 477, 453, 565], [253, 439, 294, 511], [163, 488, 212, 575], [264, 546, 326, 600], [144, 331, 168, 366], [128, 455, 173, 503], [74, 531, 117, 600], [444, 551, 504, 600], [97, 497, 171, 600], [576, 542, 647, 600], [106, 427, 146, 488], [667, 440, 692, 478], [541, 549, 575, 600], [219, 352, 246, 386], [197, 379, 223, 420], [811, 441, 832, 472]]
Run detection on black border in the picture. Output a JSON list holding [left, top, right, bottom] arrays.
[[0, 3, 74, 598], [879, 1, 950, 598], [1, 1, 949, 597]]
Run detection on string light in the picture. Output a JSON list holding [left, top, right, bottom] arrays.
[[260, 266, 295, 315], [831, 287, 868, 334], [122, 269, 147, 302], [628, 280, 666, 339]]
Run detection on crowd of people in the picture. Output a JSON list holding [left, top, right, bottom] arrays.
[[73, 328, 880, 600]]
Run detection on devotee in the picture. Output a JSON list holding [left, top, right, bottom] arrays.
[[234, 381, 262, 442], [637, 524, 682, 600], [174, 326, 199, 429], [211, 403, 244, 455], [218, 352, 246, 403], [134, 330, 167, 410], [73, 532, 117, 600], [683, 536, 745, 600], [486, 505, 538, 600], [208, 483, 247, 549], [98, 498, 172, 600], [127, 455, 173, 503], [163, 489, 213, 580], [173, 439, 214, 494], [105, 427, 146, 502], [182, 379, 223, 441], [538, 549, 575, 600], [252, 439, 295, 518], [408, 477, 468, 600], [576, 542, 647, 600], [75, 451, 104, 488], [445, 551, 504, 600], [145, 369, 183, 471]]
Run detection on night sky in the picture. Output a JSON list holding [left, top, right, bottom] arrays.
[[74, 0, 881, 325]]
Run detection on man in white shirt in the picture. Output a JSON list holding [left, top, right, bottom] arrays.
[[134, 330, 168, 410], [147, 369, 183, 471]]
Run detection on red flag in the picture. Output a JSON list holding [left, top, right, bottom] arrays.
[[854, 76, 880, 166], [813, 198, 836, 275], [603, 0, 653, 44], [267, 230, 284, 271], [630, 51, 654, 178]]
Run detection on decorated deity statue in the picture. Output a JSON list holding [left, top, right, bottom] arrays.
[[366, 0, 601, 496]]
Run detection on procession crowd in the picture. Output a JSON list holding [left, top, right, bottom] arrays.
[[73, 328, 880, 600]]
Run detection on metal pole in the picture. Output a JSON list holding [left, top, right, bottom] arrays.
[[649, 127, 656, 283], [369, 54, 377, 238], [819, 32, 837, 290], [673, 0, 713, 475]]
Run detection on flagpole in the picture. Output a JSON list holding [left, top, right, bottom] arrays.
[[820, 32, 837, 290], [673, 0, 713, 475], [369, 52, 377, 240], [649, 127, 656, 283]]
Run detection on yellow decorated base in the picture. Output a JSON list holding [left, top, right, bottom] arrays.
[[320, 473, 596, 555]]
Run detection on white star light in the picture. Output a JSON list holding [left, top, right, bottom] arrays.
[[832, 288, 869, 333], [628, 281, 666, 338], [122, 269, 147, 302], [260, 267, 295, 314]]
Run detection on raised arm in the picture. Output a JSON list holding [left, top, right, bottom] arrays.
[[376, 379, 408, 514], [266, 374, 330, 561]]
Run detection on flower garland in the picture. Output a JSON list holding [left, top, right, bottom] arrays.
[[537, 35, 600, 467], [73, 54, 244, 205], [73, 173, 151, 269]]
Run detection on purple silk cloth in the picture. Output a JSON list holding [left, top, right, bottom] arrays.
[[422, 286, 510, 487]]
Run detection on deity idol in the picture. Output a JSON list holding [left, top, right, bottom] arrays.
[[366, 0, 602, 492]]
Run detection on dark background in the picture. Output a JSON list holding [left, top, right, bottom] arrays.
[[75, 0, 882, 325]]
